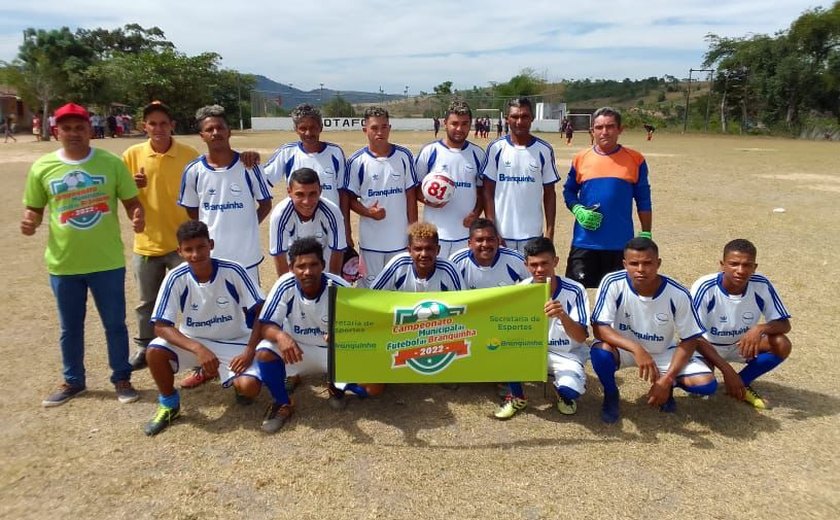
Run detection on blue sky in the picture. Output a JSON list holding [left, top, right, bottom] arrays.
[[0, 0, 822, 94]]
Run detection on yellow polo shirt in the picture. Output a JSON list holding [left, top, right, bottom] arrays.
[[123, 138, 199, 256]]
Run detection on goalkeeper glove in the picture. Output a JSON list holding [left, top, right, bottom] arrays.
[[637, 231, 652, 239], [571, 204, 603, 231]]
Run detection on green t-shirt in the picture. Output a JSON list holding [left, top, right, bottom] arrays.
[[23, 148, 139, 275]]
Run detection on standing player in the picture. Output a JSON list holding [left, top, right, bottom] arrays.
[[482, 98, 560, 254], [342, 106, 418, 286], [257, 237, 365, 424], [644, 124, 656, 141], [590, 238, 717, 423], [123, 102, 199, 370], [415, 100, 486, 258], [449, 218, 528, 289], [372, 222, 464, 292], [178, 105, 272, 286], [564, 119, 574, 146], [268, 167, 346, 277], [21, 102, 144, 407], [563, 106, 652, 288], [143, 220, 279, 435], [691, 239, 792, 409], [493, 237, 590, 419]]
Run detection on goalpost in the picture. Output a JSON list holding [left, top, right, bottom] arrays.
[[568, 113, 593, 132], [474, 108, 502, 122]]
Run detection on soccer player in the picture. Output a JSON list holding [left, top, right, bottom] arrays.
[[342, 106, 418, 286], [371, 222, 464, 292], [562, 106, 652, 288], [449, 218, 529, 289], [644, 124, 656, 141], [178, 104, 272, 286], [258, 237, 364, 422], [690, 239, 792, 409], [493, 237, 590, 419], [482, 97, 560, 254], [268, 167, 347, 277], [143, 220, 280, 435], [590, 237, 717, 423], [21, 102, 144, 407], [415, 100, 486, 258], [262, 104, 346, 211]]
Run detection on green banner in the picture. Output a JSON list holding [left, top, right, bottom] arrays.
[[329, 284, 549, 383]]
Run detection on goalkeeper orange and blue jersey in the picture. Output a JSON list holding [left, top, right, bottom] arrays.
[[562, 145, 652, 251]]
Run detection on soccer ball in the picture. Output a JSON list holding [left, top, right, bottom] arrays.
[[421, 171, 456, 206], [414, 301, 443, 321]]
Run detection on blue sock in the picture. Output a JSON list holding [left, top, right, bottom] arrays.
[[159, 391, 180, 409], [508, 383, 525, 399], [257, 358, 291, 405], [739, 353, 784, 386], [680, 380, 718, 396], [590, 347, 619, 395], [555, 386, 581, 401]]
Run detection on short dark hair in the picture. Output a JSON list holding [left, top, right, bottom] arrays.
[[288, 236, 325, 266], [723, 238, 757, 259], [593, 106, 622, 127], [289, 167, 321, 188], [468, 218, 498, 238], [291, 104, 322, 128], [364, 106, 389, 121], [446, 100, 472, 120], [143, 101, 173, 121], [624, 236, 658, 256], [523, 237, 556, 258], [177, 220, 210, 243], [507, 97, 533, 115]]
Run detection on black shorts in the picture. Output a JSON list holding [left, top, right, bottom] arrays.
[[565, 247, 624, 288]]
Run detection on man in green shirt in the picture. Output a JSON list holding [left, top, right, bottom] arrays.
[[21, 102, 146, 407]]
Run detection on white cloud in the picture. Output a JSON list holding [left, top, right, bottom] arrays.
[[0, 0, 821, 93]]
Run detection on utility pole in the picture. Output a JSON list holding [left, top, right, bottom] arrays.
[[236, 73, 243, 131]]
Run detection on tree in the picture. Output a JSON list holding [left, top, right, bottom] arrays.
[[322, 95, 355, 117]]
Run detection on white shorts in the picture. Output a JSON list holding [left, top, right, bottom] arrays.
[[358, 249, 403, 288], [149, 336, 262, 387], [256, 339, 328, 378], [438, 239, 468, 260], [611, 345, 712, 378], [711, 344, 748, 363], [502, 239, 534, 255], [549, 350, 587, 395]]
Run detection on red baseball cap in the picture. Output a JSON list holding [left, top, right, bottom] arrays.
[[55, 103, 90, 122]]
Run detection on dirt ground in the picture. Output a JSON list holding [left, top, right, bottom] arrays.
[[1, 129, 838, 519]]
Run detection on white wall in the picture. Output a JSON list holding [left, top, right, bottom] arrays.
[[252, 117, 564, 132]]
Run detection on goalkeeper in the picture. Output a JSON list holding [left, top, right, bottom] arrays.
[[562, 107, 652, 288]]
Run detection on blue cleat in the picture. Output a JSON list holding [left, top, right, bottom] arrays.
[[601, 391, 620, 423]]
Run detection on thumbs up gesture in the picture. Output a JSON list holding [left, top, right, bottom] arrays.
[[367, 200, 386, 220], [134, 167, 147, 188]]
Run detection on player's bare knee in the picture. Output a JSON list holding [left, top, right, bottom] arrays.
[[233, 376, 261, 398], [146, 345, 175, 365], [681, 373, 716, 388], [768, 334, 792, 359], [255, 348, 280, 363]]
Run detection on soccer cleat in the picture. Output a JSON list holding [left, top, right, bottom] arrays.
[[557, 397, 578, 415], [180, 367, 217, 389], [285, 375, 301, 394], [144, 404, 181, 436], [115, 380, 140, 404], [327, 385, 347, 410], [743, 385, 767, 409], [261, 402, 293, 433], [129, 347, 148, 370], [601, 391, 620, 424], [494, 396, 527, 420], [42, 383, 87, 407]]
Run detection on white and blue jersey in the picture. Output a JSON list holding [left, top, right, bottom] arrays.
[[371, 252, 464, 292], [178, 153, 272, 269], [262, 141, 346, 207], [342, 146, 419, 253], [449, 246, 528, 289], [415, 140, 486, 242], [259, 272, 349, 348], [151, 258, 265, 342], [591, 271, 705, 355], [690, 272, 791, 347], [268, 196, 346, 268], [522, 275, 590, 358], [482, 136, 560, 241]]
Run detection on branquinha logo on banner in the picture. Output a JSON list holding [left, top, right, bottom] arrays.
[[328, 284, 549, 384]]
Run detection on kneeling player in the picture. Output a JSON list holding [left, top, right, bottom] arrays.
[[257, 237, 369, 428], [691, 239, 792, 409], [144, 220, 275, 436], [494, 237, 590, 419], [590, 238, 717, 423]]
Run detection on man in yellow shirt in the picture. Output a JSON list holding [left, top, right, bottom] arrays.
[[123, 102, 199, 370]]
